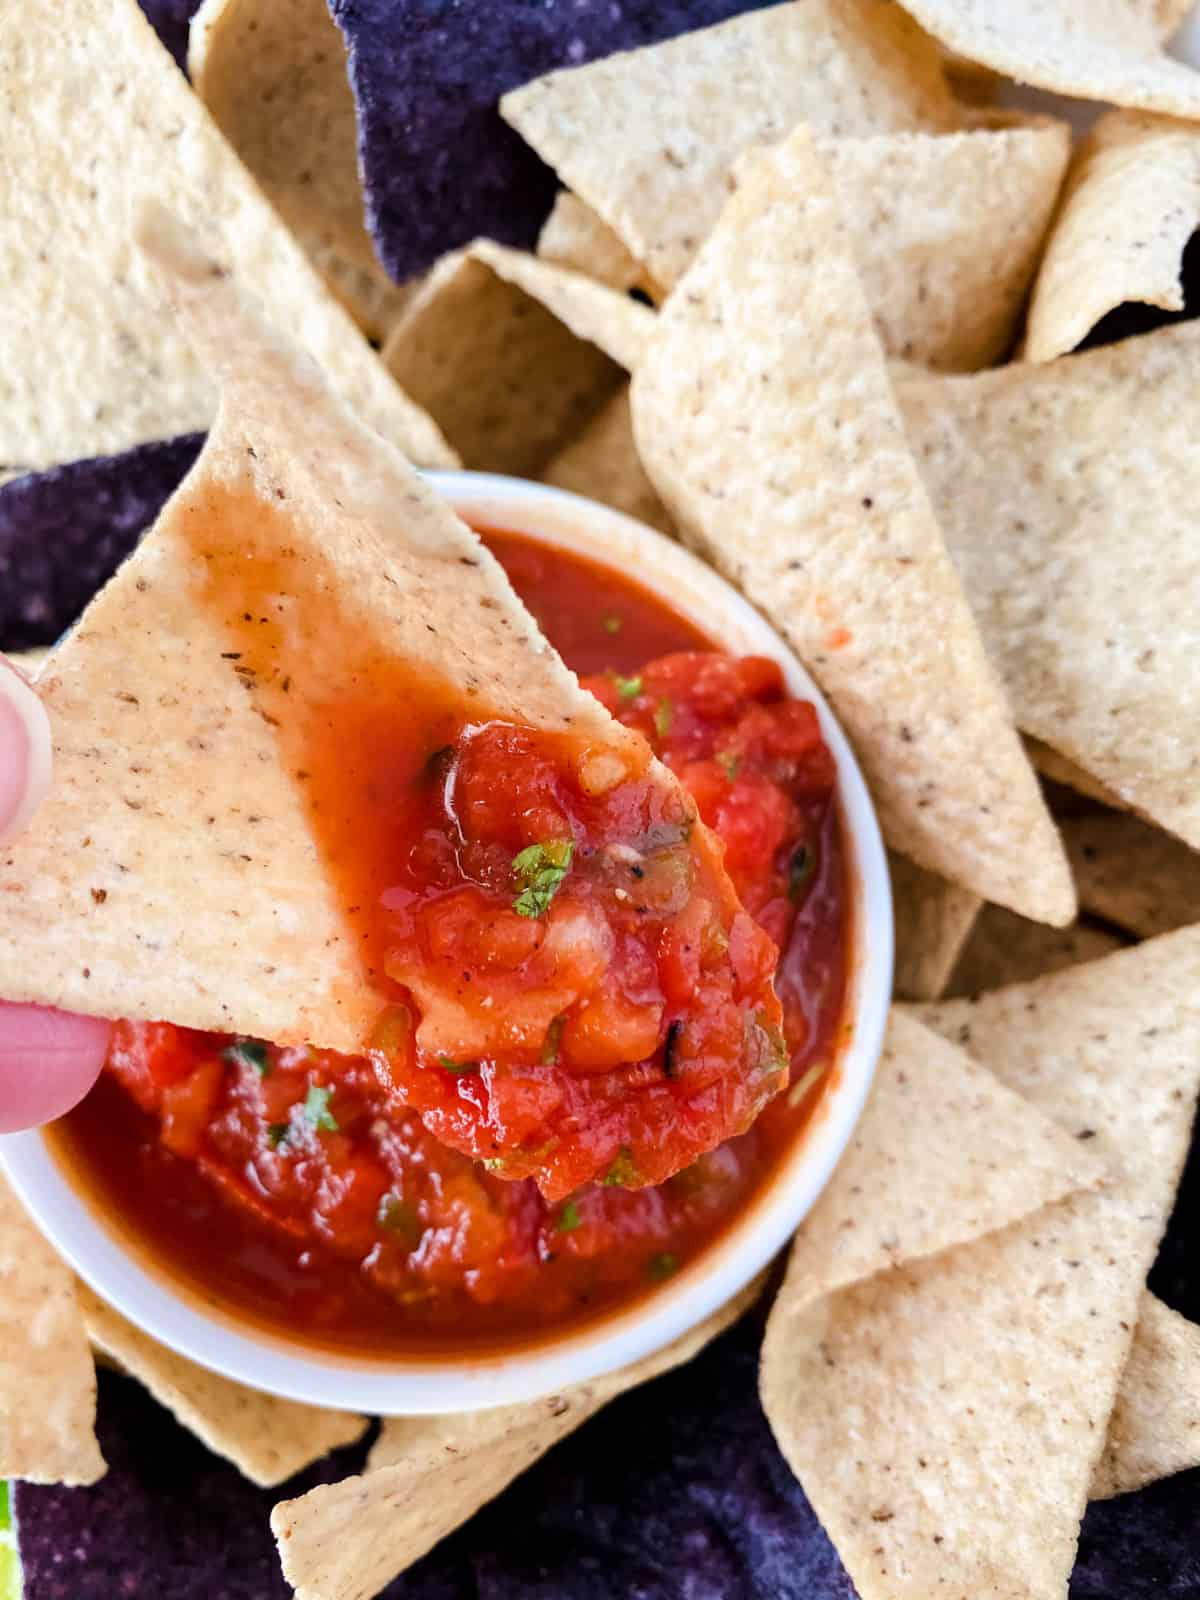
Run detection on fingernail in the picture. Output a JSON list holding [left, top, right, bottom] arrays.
[[0, 657, 53, 843]]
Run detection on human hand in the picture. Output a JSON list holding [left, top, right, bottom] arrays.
[[0, 657, 111, 1130]]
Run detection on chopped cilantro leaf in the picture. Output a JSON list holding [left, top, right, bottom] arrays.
[[602, 1146, 639, 1187], [556, 1200, 582, 1233], [653, 697, 674, 739], [647, 1252, 678, 1281], [437, 1055, 480, 1075], [789, 842, 817, 900], [717, 751, 740, 781], [303, 1084, 338, 1132], [223, 1037, 270, 1075], [541, 1014, 566, 1065], [512, 838, 575, 918], [267, 1123, 289, 1149], [602, 613, 623, 634], [614, 673, 642, 702], [483, 1157, 508, 1173], [377, 1193, 423, 1248]]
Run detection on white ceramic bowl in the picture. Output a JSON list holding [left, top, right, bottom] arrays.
[[0, 471, 892, 1415]]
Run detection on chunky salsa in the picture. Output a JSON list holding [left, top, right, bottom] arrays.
[[52, 531, 850, 1353]]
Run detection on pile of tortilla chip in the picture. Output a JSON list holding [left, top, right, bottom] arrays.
[[2, 0, 1200, 1595]]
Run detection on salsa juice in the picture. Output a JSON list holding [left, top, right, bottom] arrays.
[[50, 530, 851, 1356]]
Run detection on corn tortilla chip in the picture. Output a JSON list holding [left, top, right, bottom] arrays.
[[272, 1278, 762, 1600], [632, 127, 1073, 924], [541, 388, 675, 537], [889, 851, 982, 1001], [0, 0, 451, 475], [764, 929, 1200, 1599], [1060, 809, 1200, 939], [777, 1008, 1106, 1309], [501, 0, 964, 294], [897, 322, 1200, 851], [946, 907, 1127, 998], [808, 124, 1070, 371], [0, 212, 638, 1049], [0, 1179, 102, 1486], [297, 231, 419, 344], [76, 1283, 366, 1487], [1026, 110, 1200, 361], [189, 0, 380, 277], [537, 192, 660, 300], [383, 252, 625, 476], [895, 0, 1200, 119], [1025, 734, 1131, 812], [1092, 1293, 1200, 1498]]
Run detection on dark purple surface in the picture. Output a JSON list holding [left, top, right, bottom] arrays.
[[0, 435, 203, 651], [137, 0, 200, 71], [330, 0, 779, 284]]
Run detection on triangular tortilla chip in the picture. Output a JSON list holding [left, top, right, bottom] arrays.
[[896, 322, 1200, 851], [0, 0, 451, 475], [632, 127, 1073, 923], [1092, 1293, 1200, 1498], [1025, 735, 1131, 813], [189, 0, 380, 276], [501, 1, 964, 294], [1060, 809, 1200, 939], [0, 1179, 102, 1486], [541, 388, 675, 537], [0, 212, 638, 1050], [297, 230, 418, 344], [383, 251, 625, 475], [777, 1009, 1106, 1309], [1026, 110, 1200, 361], [537, 192, 660, 300], [75, 1283, 366, 1487], [272, 1277, 762, 1600], [895, 0, 1200, 118], [945, 906, 1126, 998], [889, 851, 982, 1001], [812, 124, 1070, 371], [383, 243, 653, 474], [763, 929, 1200, 1599]]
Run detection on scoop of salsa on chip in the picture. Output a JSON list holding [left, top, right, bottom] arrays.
[[52, 529, 848, 1350]]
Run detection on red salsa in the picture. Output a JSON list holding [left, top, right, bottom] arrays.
[[52, 532, 849, 1354]]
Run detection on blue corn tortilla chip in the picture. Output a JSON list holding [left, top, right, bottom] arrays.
[[137, 0, 198, 71], [331, 0, 778, 283], [0, 435, 202, 652]]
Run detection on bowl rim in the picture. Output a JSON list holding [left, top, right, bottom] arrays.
[[0, 469, 893, 1415]]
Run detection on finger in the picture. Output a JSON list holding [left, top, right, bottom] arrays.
[[0, 1003, 111, 1131], [0, 656, 52, 844]]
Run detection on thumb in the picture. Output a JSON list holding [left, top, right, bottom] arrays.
[[0, 656, 52, 843]]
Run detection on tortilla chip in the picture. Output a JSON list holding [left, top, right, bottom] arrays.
[[763, 929, 1200, 1599], [0, 0, 452, 475], [946, 907, 1127, 998], [1025, 735, 1131, 812], [0, 212, 636, 1049], [189, 0, 379, 279], [0, 1179, 102, 1486], [895, 0, 1200, 119], [272, 1278, 762, 1600], [1025, 111, 1200, 361], [896, 322, 1200, 851], [1059, 809, 1200, 939], [75, 1283, 365, 1487], [9, 649, 51, 679], [778, 1009, 1106, 1310], [383, 244, 653, 475], [1092, 1293, 1200, 1498], [808, 124, 1070, 371], [296, 232, 419, 345], [632, 127, 1073, 924], [537, 192, 659, 300], [889, 851, 982, 1001], [541, 388, 675, 536], [501, 1, 964, 294]]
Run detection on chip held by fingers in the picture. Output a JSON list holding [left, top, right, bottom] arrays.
[[0, 209, 800, 1201]]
